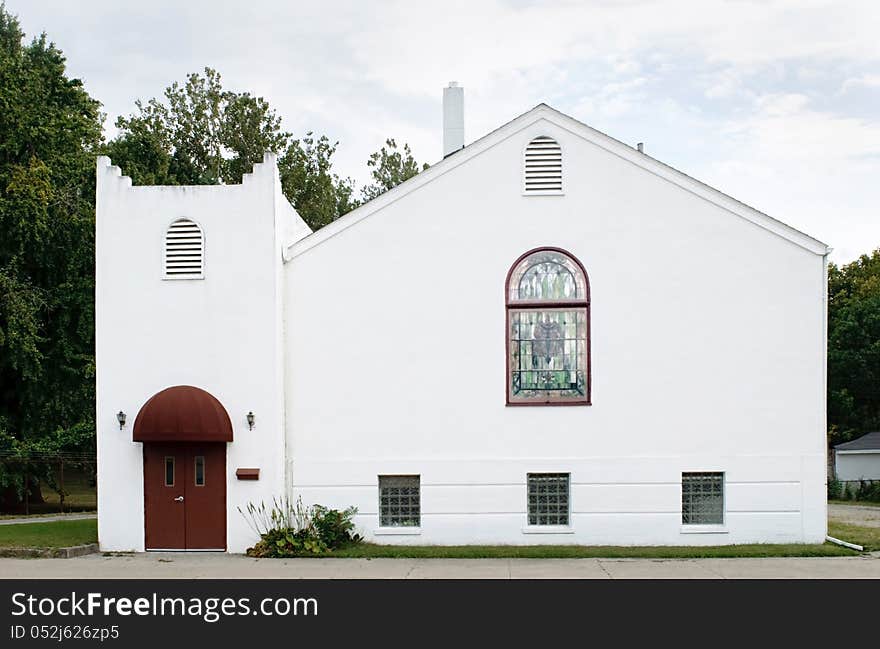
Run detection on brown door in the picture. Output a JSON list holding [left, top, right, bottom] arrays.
[[182, 443, 226, 550], [143, 443, 226, 550], [143, 444, 187, 550]]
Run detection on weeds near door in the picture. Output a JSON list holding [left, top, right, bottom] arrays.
[[238, 497, 362, 557]]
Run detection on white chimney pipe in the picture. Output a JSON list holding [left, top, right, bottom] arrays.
[[443, 82, 464, 157]]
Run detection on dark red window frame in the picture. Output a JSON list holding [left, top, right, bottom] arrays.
[[505, 246, 591, 406]]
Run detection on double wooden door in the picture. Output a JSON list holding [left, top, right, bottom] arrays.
[[143, 443, 226, 550]]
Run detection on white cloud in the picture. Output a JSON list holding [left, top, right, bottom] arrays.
[[703, 92, 880, 260], [841, 74, 880, 92], [4, 0, 880, 259]]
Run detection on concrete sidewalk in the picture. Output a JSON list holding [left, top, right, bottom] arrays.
[[1, 552, 879, 579], [0, 513, 96, 526]]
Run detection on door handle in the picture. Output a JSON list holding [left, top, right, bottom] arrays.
[[174, 496, 184, 502]]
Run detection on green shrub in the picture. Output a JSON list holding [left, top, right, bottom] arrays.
[[251, 527, 328, 557], [856, 480, 880, 502], [827, 478, 843, 500], [313, 505, 362, 549], [238, 497, 362, 558]]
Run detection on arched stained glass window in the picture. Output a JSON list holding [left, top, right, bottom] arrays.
[[506, 247, 590, 405]]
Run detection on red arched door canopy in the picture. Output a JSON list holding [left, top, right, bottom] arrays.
[[133, 385, 233, 442]]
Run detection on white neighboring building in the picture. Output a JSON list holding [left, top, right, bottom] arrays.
[[96, 90, 830, 553], [834, 432, 880, 483]]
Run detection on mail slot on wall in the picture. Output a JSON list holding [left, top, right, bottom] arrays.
[[236, 468, 260, 480]]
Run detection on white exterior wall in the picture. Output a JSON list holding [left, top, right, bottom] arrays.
[[835, 452, 880, 481], [96, 107, 828, 551], [284, 115, 828, 546], [95, 155, 302, 553]]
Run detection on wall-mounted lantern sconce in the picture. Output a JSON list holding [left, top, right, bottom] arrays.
[[246, 411, 255, 430], [117, 410, 126, 430]]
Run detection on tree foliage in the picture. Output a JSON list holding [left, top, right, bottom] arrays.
[[0, 3, 103, 502], [828, 248, 880, 446], [278, 133, 358, 230], [106, 68, 388, 231], [360, 138, 428, 202], [106, 67, 288, 186]]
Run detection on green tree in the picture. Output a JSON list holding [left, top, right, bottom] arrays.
[[107, 69, 358, 231], [0, 3, 103, 506], [107, 67, 288, 186], [278, 133, 358, 231], [827, 248, 880, 446], [361, 138, 428, 202]]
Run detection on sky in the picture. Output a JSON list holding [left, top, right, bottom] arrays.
[[6, 0, 879, 262]]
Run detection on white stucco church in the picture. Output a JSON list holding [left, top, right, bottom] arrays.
[[95, 85, 830, 552]]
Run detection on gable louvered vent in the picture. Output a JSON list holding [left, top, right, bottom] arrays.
[[164, 218, 204, 279], [524, 136, 562, 193]]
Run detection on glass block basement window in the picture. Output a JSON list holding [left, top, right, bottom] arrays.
[[379, 475, 420, 527], [527, 473, 570, 525], [681, 472, 724, 525]]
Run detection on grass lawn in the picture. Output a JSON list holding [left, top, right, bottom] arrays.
[[37, 471, 97, 512], [0, 518, 97, 548], [0, 518, 871, 556], [827, 522, 880, 551], [829, 499, 880, 508], [329, 541, 855, 559], [0, 470, 96, 517]]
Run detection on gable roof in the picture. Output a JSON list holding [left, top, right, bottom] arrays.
[[835, 432, 880, 452], [284, 103, 830, 260]]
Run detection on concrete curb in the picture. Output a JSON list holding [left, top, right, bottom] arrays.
[[0, 543, 99, 559]]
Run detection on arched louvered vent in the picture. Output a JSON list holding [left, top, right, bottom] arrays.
[[164, 218, 204, 279], [523, 136, 562, 193]]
